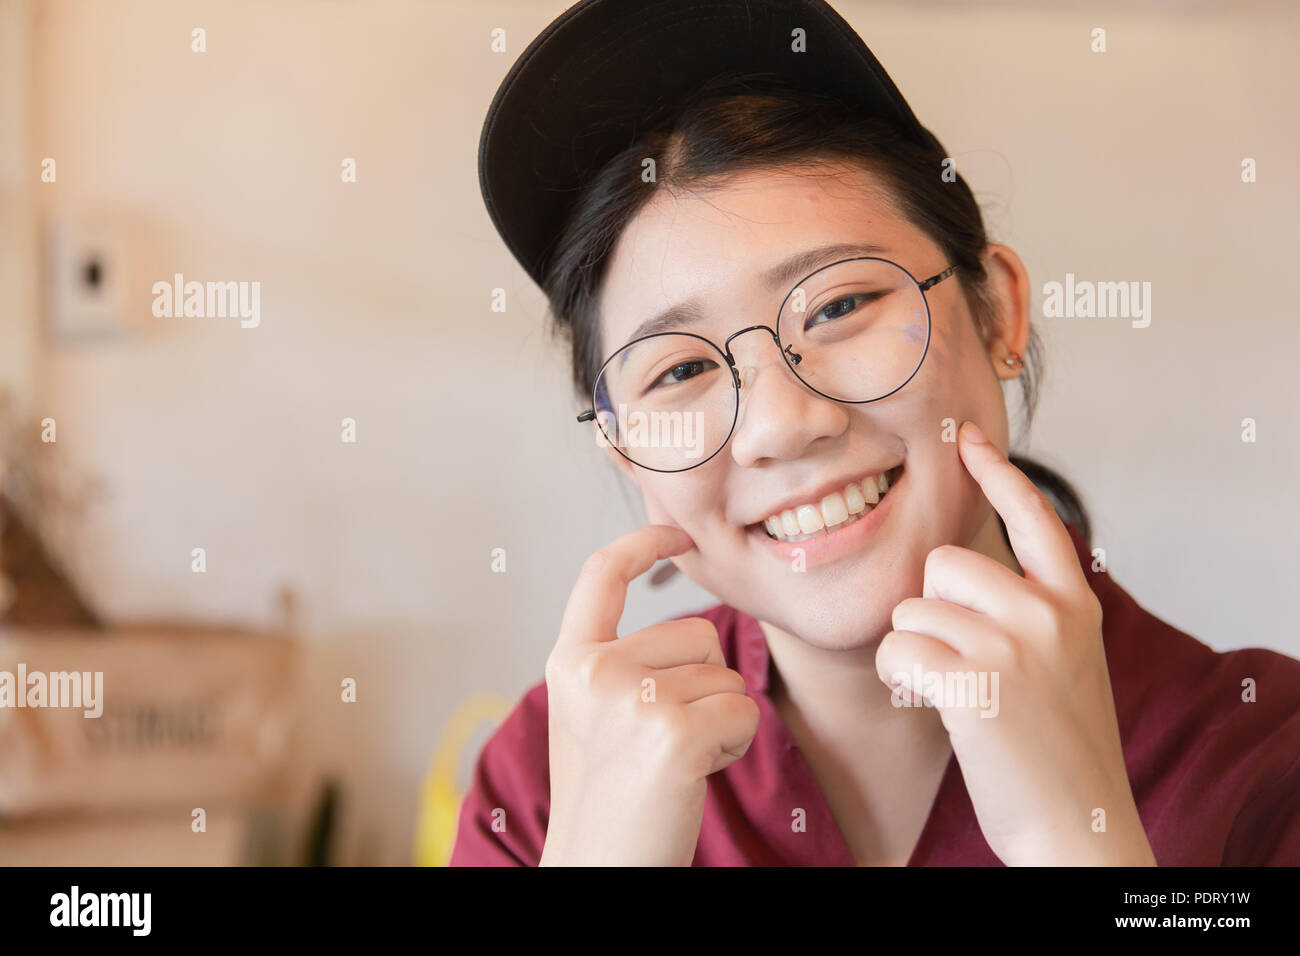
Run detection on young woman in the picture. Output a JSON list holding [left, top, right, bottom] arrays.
[[452, 0, 1300, 866]]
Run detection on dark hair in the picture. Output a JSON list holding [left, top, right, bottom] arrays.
[[541, 71, 1090, 545]]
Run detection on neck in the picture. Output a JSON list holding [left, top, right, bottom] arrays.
[[970, 508, 1024, 578], [760, 620, 952, 770]]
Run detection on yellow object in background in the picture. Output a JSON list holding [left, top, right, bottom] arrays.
[[413, 692, 512, 866]]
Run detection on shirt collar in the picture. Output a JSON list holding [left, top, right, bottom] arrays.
[[733, 520, 1100, 698], [735, 607, 772, 695]]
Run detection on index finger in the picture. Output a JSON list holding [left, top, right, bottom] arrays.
[[557, 524, 696, 647], [957, 420, 1086, 594]]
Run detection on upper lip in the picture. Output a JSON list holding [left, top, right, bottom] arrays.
[[740, 464, 901, 527]]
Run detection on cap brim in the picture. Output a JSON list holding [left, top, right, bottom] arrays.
[[479, 0, 933, 288]]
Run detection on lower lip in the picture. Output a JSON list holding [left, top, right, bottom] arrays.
[[749, 468, 904, 570]]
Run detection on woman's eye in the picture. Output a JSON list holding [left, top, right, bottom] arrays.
[[805, 291, 883, 329], [648, 358, 715, 390]]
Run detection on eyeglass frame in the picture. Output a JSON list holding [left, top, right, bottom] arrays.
[[576, 256, 959, 473]]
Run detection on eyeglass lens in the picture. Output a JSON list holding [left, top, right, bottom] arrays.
[[592, 258, 929, 472]]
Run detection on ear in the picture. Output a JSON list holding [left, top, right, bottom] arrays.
[[980, 243, 1032, 382]]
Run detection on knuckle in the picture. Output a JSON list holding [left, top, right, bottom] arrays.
[[685, 616, 723, 658], [718, 690, 759, 731], [1026, 487, 1057, 519], [1080, 592, 1104, 630], [544, 642, 576, 686], [573, 648, 608, 688], [712, 667, 748, 699], [986, 632, 1023, 674], [1028, 597, 1065, 644], [986, 630, 1019, 665], [925, 544, 960, 574], [892, 597, 923, 629], [580, 549, 610, 578], [687, 615, 721, 642], [543, 651, 562, 685], [876, 629, 908, 667], [649, 704, 692, 749]]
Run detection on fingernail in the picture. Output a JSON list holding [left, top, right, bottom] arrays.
[[963, 421, 988, 443]]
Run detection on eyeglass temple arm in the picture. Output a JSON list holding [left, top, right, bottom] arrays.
[[918, 264, 957, 292]]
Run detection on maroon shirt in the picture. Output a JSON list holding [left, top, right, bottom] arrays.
[[449, 524, 1300, 865]]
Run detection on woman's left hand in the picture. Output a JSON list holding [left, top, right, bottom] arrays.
[[876, 420, 1156, 866]]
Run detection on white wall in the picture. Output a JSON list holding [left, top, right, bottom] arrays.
[[10, 0, 1298, 862], [0, 0, 36, 404]]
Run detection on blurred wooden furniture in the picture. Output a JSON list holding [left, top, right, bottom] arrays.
[[0, 495, 101, 629], [0, 624, 301, 865]]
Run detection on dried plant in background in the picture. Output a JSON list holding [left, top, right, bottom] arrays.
[[0, 385, 104, 627]]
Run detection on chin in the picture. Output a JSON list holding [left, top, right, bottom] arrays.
[[749, 585, 902, 651]]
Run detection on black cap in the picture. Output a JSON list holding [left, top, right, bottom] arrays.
[[479, 0, 943, 289]]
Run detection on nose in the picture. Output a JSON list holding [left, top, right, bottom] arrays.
[[724, 327, 849, 468]]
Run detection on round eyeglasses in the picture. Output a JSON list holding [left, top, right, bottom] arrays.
[[577, 256, 957, 472]]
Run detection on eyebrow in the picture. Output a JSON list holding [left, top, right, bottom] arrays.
[[621, 241, 889, 346]]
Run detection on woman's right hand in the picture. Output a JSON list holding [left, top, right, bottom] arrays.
[[539, 524, 760, 866]]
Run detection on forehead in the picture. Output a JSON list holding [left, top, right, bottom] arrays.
[[598, 163, 924, 349]]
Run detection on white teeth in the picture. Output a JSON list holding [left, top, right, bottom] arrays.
[[795, 504, 824, 534], [820, 491, 849, 527], [861, 476, 879, 505], [758, 467, 899, 542]]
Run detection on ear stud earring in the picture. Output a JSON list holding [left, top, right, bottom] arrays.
[[1003, 352, 1022, 368]]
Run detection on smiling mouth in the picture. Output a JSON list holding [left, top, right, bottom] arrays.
[[750, 465, 904, 544]]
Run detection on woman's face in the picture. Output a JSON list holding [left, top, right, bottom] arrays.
[[596, 163, 1023, 650]]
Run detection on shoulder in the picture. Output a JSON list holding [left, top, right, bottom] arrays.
[[1092, 566, 1300, 864], [1097, 567, 1300, 743]]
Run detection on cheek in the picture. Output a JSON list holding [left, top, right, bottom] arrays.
[[634, 472, 738, 586], [636, 472, 725, 532], [900, 311, 1004, 432], [878, 314, 1002, 540], [639, 494, 676, 528]]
